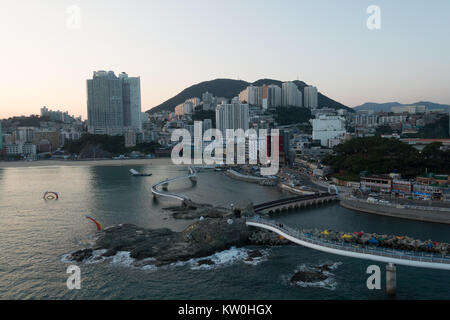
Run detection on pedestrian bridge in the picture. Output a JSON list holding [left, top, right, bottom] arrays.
[[246, 217, 450, 270], [253, 193, 339, 214], [151, 166, 197, 202]]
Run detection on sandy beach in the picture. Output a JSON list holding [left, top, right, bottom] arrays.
[[0, 158, 174, 168]]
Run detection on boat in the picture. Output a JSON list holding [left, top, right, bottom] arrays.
[[130, 169, 152, 177]]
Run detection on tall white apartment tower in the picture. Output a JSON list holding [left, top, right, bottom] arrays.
[[304, 86, 318, 109]]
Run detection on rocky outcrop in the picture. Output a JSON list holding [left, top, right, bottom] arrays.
[[165, 201, 232, 219], [71, 248, 93, 262], [290, 271, 328, 283], [197, 259, 215, 266], [67, 215, 294, 267], [232, 200, 254, 217], [69, 218, 253, 267]]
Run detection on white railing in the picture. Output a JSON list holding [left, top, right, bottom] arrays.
[[247, 216, 450, 265], [151, 166, 198, 201]]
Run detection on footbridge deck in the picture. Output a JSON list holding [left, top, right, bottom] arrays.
[[151, 166, 197, 202], [246, 217, 450, 270]]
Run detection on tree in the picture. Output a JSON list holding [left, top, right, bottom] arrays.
[[321, 137, 447, 179], [273, 107, 311, 126]]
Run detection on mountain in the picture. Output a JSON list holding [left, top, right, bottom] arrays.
[[353, 101, 450, 113], [147, 78, 352, 114]]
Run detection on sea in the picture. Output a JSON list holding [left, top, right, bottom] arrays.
[[0, 162, 449, 299]]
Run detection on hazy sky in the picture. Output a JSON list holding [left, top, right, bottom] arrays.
[[1, 0, 449, 119]]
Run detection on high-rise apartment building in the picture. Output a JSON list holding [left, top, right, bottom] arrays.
[[87, 71, 141, 135], [304, 86, 318, 109], [238, 85, 261, 106], [120, 72, 142, 132], [202, 92, 216, 111], [174, 101, 194, 116], [262, 84, 282, 109], [281, 82, 302, 107], [216, 103, 249, 133]]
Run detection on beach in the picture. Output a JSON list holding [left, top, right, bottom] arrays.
[[0, 158, 173, 168]]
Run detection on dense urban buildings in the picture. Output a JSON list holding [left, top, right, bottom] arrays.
[[174, 101, 194, 116], [40, 106, 81, 123], [238, 82, 309, 109]]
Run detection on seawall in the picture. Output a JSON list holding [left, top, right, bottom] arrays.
[[225, 169, 277, 185], [340, 198, 450, 225]]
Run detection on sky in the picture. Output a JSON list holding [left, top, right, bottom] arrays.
[[0, 0, 449, 119]]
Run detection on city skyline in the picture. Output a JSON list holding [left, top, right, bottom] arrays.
[[1, 0, 450, 119]]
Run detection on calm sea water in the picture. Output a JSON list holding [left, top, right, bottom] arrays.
[[0, 162, 449, 300]]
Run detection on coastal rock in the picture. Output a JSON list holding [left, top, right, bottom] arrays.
[[290, 271, 328, 283], [70, 218, 252, 267], [71, 248, 93, 262], [166, 202, 231, 220], [197, 259, 215, 266], [232, 200, 254, 217], [247, 250, 263, 259], [316, 264, 332, 272]]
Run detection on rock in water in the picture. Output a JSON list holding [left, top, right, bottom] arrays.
[[290, 271, 328, 284], [69, 218, 252, 267], [197, 259, 215, 266], [247, 250, 263, 259], [71, 248, 93, 262], [316, 264, 332, 272], [246, 250, 264, 261]]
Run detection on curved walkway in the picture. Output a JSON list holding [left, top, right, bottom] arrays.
[[151, 166, 197, 201], [246, 217, 450, 270]]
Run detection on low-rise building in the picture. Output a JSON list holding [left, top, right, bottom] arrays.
[[392, 179, 412, 196], [360, 175, 392, 194]]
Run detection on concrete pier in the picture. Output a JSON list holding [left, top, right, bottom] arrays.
[[162, 183, 168, 191], [386, 263, 397, 296]]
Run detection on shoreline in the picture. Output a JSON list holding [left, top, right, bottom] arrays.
[[0, 158, 174, 169]]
